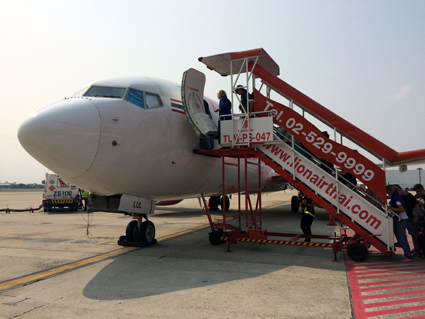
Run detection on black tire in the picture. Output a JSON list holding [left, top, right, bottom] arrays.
[[347, 243, 368, 262], [139, 221, 156, 245], [125, 220, 138, 241], [291, 196, 300, 212], [209, 196, 219, 211], [209, 231, 223, 246], [221, 195, 230, 211]]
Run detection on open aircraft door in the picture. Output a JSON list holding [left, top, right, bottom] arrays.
[[181, 68, 217, 138]]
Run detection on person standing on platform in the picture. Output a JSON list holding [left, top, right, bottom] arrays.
[[214, 90, 232, 145], [299, 191, 315, 242], [234, 85, 254, 114], [386, 185, 414, 262]]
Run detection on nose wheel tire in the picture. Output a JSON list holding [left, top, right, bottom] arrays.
[[124, 220, 156, 246], [139, 220, 156, 245], [125, 220, 139, 241]]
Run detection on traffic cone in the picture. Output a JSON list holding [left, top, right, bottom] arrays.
[[328, 213, 336, 226]]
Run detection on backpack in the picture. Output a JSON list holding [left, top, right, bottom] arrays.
[[402, 193, 416, 219], [417, 199, 425, 219]]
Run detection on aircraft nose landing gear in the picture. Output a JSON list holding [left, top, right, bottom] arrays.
[[118, 214, 157, 247]]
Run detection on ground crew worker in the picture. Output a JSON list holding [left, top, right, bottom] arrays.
[[80, 189, 89, 211], [299, 191, 315, 242]]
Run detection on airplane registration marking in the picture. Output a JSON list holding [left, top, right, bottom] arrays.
[[331, 152, 336, 155], [301, 132, 306, 136], [0, 222, 217, 292]]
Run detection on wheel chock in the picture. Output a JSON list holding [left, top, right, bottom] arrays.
[[117, 235, 157, 247]]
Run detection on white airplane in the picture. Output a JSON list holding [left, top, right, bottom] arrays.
[[18, 73, 287, 246]]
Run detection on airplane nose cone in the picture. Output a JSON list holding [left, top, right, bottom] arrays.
[[18, 98, 100, 179]]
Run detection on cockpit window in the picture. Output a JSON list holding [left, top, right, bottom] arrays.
[[84, 86, 126, 98], [125, 89, 144, 108], [146, 93, 163, 108], [72, 87, 88, 97]]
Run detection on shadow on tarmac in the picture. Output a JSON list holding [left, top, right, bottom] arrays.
[[83, 207, 346, 301]]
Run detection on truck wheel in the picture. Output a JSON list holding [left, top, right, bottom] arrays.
[[291, 196, 300, 212]]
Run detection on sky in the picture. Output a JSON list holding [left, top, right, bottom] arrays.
[[1, 0, 425, 183]]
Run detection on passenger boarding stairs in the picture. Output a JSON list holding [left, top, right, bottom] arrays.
[[259, 126, 393, 255], [181, 48, 424, 257]]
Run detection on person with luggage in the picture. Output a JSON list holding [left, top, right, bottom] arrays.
[[386, 185, 414, 262], [394, 184, 419, 255], [413, 183, 425, 257]]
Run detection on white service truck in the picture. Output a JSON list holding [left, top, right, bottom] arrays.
[[43, 173, 82, 212]]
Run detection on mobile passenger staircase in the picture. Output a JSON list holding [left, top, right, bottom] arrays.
[[182, 48, 425, 261]]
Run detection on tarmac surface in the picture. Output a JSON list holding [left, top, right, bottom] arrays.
[[0, 189, 362, 318]]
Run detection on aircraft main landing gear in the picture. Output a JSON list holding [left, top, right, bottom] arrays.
[[118, 214, 157, 247], [208, 195, 230, 211]]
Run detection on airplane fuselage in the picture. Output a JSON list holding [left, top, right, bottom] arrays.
[[18, 76, 276, 202]]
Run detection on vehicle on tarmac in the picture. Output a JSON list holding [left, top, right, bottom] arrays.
[[43, 173, 82, 212]]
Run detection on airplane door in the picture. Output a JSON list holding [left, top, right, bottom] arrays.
[[181, 68, 217, 138]]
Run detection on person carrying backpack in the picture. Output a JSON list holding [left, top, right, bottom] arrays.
[[413, 184, 425, 257], [386, 185, 414, 262], [394, 185, 419, 255]]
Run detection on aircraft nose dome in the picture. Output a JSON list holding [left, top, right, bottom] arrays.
[[18, 98, 100, 179]]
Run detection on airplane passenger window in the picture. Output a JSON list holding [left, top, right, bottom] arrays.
[[125, 89, 144, 108], [146, 93, 163, 108], [84, 86, 126, 98]]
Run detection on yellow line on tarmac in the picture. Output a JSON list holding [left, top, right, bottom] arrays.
[[0, 247, 138, 291], [0, 223, 214, 292]]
